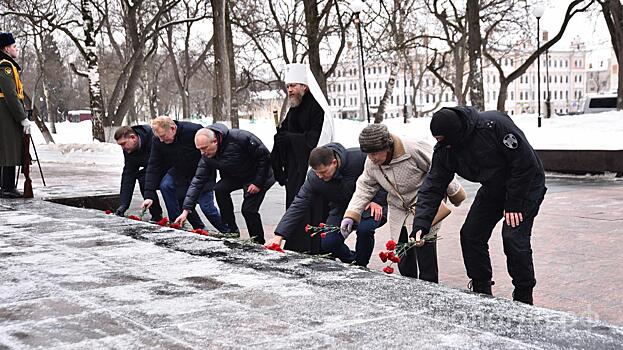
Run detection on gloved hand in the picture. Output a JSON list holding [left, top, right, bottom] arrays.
[[273, 132, 290, 148], [21, 119, 31, 134], [409, 226, 430, 241], [410, 226, 430, 247], [114, 205, 128, 217], [340, 218, 354, 239]]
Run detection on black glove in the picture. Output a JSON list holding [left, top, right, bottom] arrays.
[[115, 205, 128, 217], [410, 226, 429, 240], [273, 132, 290, 147]]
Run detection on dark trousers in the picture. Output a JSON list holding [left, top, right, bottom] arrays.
[[1, 166, 16, 190], [460, 184, 546, 289], [321, 215, 385, 267], [160, 175, 227, 232], [136, 170, 163, 219], [397, 226, 439, 283], [214, 176, 275, 244]]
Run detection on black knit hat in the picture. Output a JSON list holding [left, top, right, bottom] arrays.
[[0, 33, 15, 48], [359, 123, 392, 153], [430, 108, 465, 145]]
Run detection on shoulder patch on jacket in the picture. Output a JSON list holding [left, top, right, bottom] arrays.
[[3, 67, 12, 76], [503, 133, 519, 149]]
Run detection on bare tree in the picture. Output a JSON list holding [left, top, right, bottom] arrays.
[[161, 0, 211, 119], [484, 0, 595, 111], [466, 0, 484, 110], [211, 0, 233, 124], [598, 0, 623, 109]]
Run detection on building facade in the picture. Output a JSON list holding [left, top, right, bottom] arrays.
[[325, 36, 615, 119]]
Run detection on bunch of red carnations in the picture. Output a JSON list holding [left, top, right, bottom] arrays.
[[304, 223, 339, 239]]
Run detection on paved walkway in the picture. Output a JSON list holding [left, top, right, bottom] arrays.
[[24, 162, 623, 325]]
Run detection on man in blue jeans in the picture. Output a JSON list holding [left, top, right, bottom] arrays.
[[141, 116, 227, 232], [265, 143, 387, 267]]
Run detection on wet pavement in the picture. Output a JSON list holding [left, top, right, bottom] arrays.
[[0, 162, 622, 348]]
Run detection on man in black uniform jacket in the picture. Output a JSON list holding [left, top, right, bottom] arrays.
[[411, 107, 546, 305], [175, 124, 275, 244]]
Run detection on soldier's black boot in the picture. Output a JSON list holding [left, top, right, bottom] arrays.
[[512, 288, 533, 305], [468, 280, 495, 295]]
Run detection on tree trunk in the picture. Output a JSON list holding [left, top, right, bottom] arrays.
[[467, 0, 484, 110], [302, 0, 328, 97], [373, 61, 398, 123], [33, 36, 56, 134], [81, 0, 106, 141], [600, 0, 623, 109], [211, 0, 232, 123], [453, 41, 467, 105], [497, 77, 510, 111], [226, 3, 239, 128]]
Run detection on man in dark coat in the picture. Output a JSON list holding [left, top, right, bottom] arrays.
[[411, 107, 547, 305], [0, 32, 30, 198], [175, 124, 275, 244], [266, 143, 387, 266], [271, 64, 328, 252], [141, 116, 227, 232], [114, 125, 169, 220]]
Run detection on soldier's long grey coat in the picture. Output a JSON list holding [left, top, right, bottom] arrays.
[[0, 54, 27, 166]]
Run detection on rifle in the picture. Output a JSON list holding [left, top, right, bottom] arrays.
[[22, 132, 33, 198]]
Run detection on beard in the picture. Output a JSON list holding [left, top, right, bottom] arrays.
[[288, 92, 304, 107]]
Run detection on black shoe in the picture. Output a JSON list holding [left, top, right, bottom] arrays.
[[512, 288, 533, 305], [0, 188, 22, 198], [468, 280, 495, 295]]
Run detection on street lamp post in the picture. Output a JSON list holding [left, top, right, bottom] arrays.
[[544, 31, 551, 118], [350, 0, 371, 123], [533, 5, 545, 127]]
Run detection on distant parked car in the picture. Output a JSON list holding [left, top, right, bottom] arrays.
[[582, 93, 618, 114]]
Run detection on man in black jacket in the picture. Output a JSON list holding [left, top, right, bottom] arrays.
[[411, 107, 546, 305], [265, 143, 387, 267], [174, 123, 275, 244], [141, 117, 227, 232], [114, 125, 167, 220]]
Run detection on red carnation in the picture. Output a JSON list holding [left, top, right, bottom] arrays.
[[390, 255, 401, 263], [305, 224, 311, 233], [319, 223, 326, 228], [104, 210, 112, 215], [387, 251, 396, 259], [320, 232, 327, 238], [169, 223, 182, 229], [157, 217, 169, 226], [383, 266, 394, 274], [127, 215, 141, 221], [266, 243, 284, 253], [386, 239, 397, 251], [191, 228, 209, 236], [379, 251, 388, 263]]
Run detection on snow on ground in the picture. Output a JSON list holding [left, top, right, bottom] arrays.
[[29, 110, 623, 165]]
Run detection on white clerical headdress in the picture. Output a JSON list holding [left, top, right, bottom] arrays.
[[283, 63, 335, 146], [284, 63, 308, 85]]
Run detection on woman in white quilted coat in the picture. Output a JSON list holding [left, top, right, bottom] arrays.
[[342, 124, 465, 282]]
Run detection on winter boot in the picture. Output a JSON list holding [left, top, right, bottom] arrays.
[[512, 288, 533, 305], [468, 280, 495, 295]]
